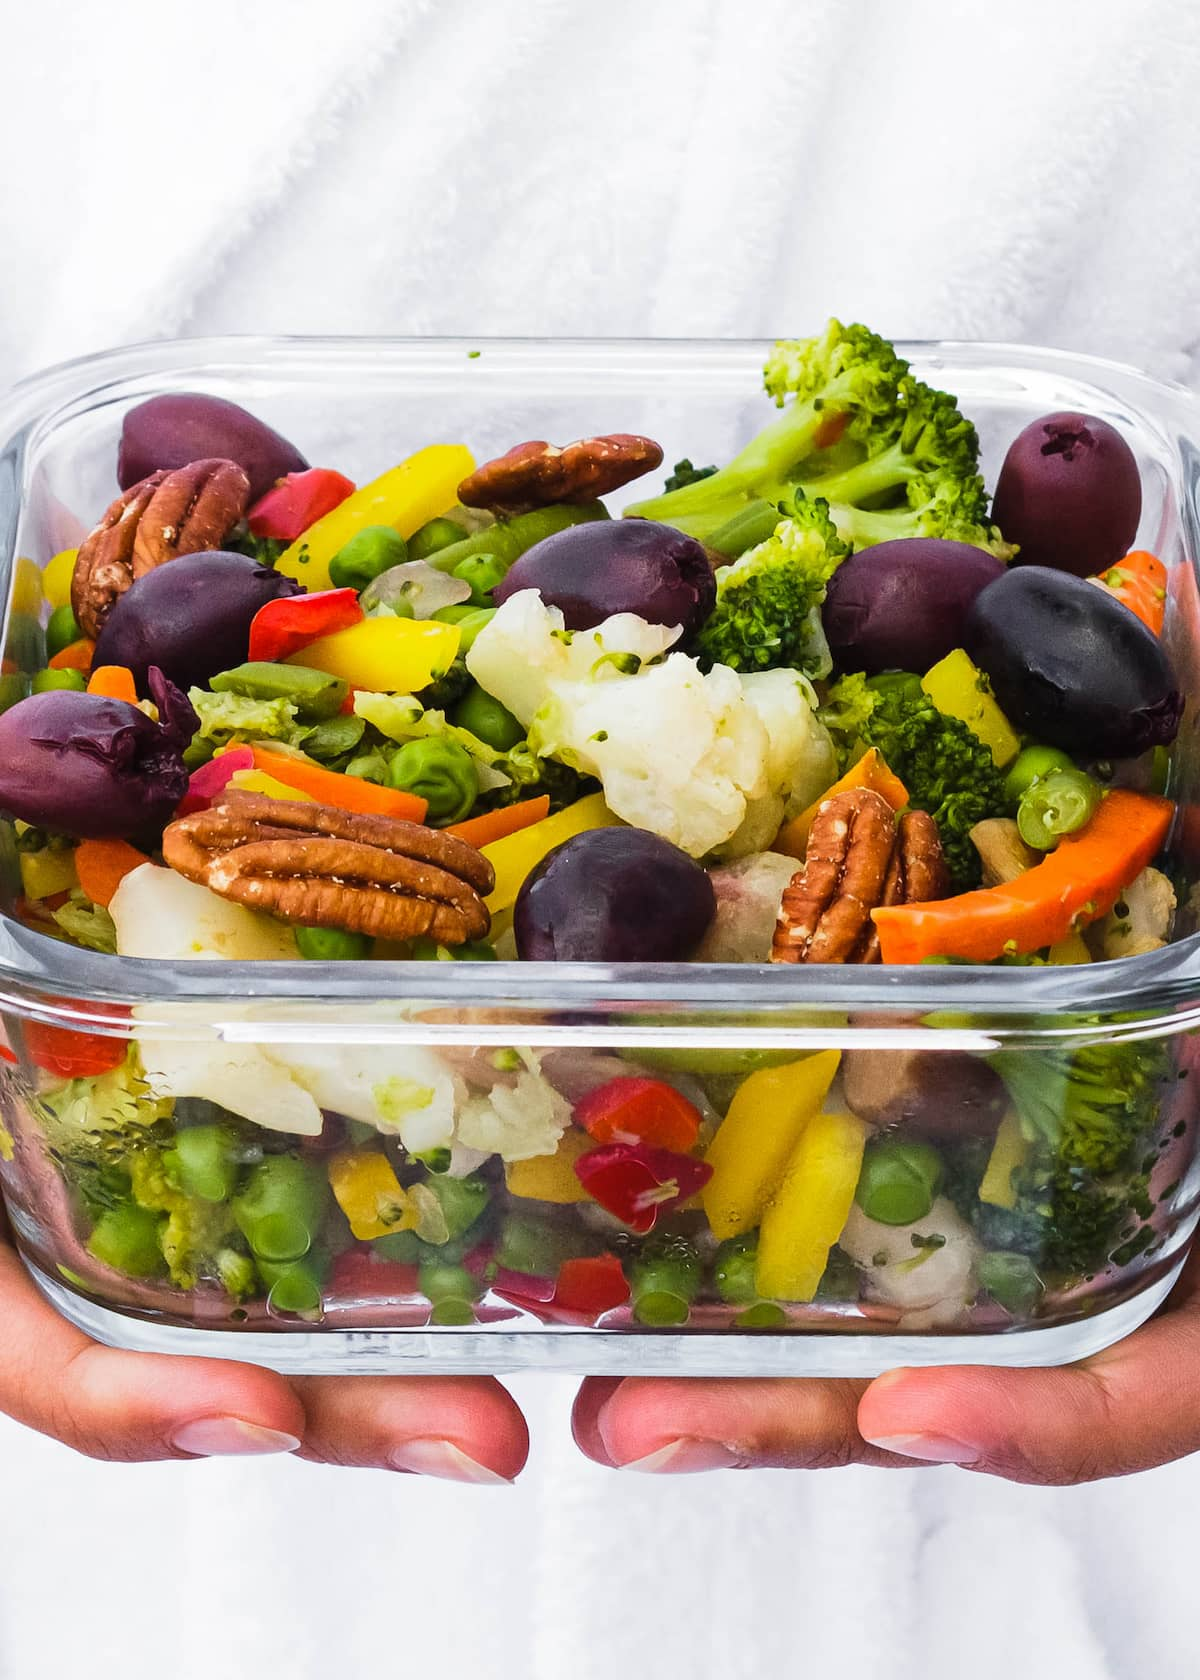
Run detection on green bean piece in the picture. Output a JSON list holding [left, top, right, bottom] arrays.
[[31, 668, 86, 694], [408, 516, 470, 561], [0, 673, 29, 713], [431, 603, 476, 626], [301, 714, 366, 761], [855, 1139, 944, 1226], [448, 607, 496, 653], [408, 935, 498, 962], [451, 683, 525, 752], [232, 1154, 327, 1261], [87, 1203, 165, 1277], [495, 1212, 594, 1277], [295, 925, 371, 961], [167, 1123, 242, 1203], [419, 1171, 490, 1241], [735, 1302, 788, 1328], [713, 1233, 760, 1304], [419, 1260, 480, 1326], [706, 500, 783, 559], [328, 525, 409, 592], [629, 1234, 702, 1326], [256, 1253, 326, 1314], [452, 552, 507, 605], [978, 1251, 1044, 1314], [1002, 743, 1076, 807], [426, 502, 608, 575], [386, 737, 477, 825], [1016, 769, 1102, 851], [45, 603, 82, 660], [210, 661, 349, 719]]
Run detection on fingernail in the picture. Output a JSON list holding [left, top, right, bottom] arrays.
[[390, 1439, 512, 1484], [861, 1431, 979, 1464], [616, 1438, 742, 1473], [171, 1417, 301, 1458]]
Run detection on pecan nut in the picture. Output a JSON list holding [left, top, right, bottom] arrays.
[[457, 434, 664, 514], [72, 457, 251, 639], [163, 792, 495, 946], [771, 790, 949, 964]]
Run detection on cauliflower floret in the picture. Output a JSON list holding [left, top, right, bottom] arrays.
[[465, 590, 681, 727], [266, 1044, 462, 1155], [136, 1020, 324, 1136], [739, 668, 839, 818], [839, 1196, 979, 1329], [111, 864, 298, 961], [454, 1068, 572, 1161], [530, 655, 771, 858]]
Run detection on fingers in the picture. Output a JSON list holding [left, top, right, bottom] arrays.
[[573, 1376, 921, 1472], [0, 1241, 304, 1462], [291, 1374, 529, 1482], [858, 1286, 1200, 1484]]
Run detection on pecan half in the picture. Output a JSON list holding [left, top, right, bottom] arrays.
[[72, 458, 251, 639], [771, 790, 949, 964], [163, 792, 494, 945], [457, 434, 664, 514]]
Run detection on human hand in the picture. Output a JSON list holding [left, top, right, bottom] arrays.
[[0, 1215, 527, 1482], [573, 1249, 1200, 1484]]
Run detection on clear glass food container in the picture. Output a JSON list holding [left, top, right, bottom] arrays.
[[0, 335, 1197, 1378]]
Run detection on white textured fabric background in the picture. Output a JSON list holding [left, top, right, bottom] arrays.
[[3, 2, 1200, 1675]]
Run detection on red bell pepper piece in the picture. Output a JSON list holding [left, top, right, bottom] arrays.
[[23, 1003, 131, 1079], [247, 468, 356, 542], [328, 1248, 420, 1299], [178, 746, 255, 816], [248, 588, 364, 664], [575, 1076, 702, 1152], [552, 1254, 630, 1316], [574, 1142, 712, 1235]]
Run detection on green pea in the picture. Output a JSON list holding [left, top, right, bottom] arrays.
[[232, 1155, 327, 1261], [87, 1204, 165, 1277], [328, 525, 409, 592], [167, 1123, 242, 1203], [407, 516, 469, 561], [0, 673, 29, 713], [387, 737, 478, 825], [451, 683, 525, 752], [45, 604, 81, 660], [854, 1139, 944, 1226], [31, 668, 86, 693], [978, 1251, 1043, 1314], [1016, 768, 1102, 851], [295, 925, 371, 961], [452, 551, 507, 605], [1002, 744, 1075, 807]]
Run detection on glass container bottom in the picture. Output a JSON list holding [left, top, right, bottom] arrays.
[[27, 1257, 1183, 1378]]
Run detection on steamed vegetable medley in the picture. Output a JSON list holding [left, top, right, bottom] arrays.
[[0, 321, 1191, 1332]]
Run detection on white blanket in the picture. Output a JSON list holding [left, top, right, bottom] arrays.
[[2, 2, 1200, 1676]]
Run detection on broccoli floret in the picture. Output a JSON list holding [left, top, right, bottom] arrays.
[[626, 320, 1009, 555], [485, 741, 596, 814], [223, 527, 288, 567], [416, 657, 473, 712], [664, 459, 717, 493], [993, 1039, 1168, 1177], [692, 492, 849, 676], [973, 1158, 1154, 1280], [127, 1148, 254, 1296], [819, 670, 1008, 889]]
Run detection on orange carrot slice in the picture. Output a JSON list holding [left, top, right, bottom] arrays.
[[247, 745, 427, 822], [446, 796, 551, 849], [86, 665, 138, 703], [75, 839, 151, 907]]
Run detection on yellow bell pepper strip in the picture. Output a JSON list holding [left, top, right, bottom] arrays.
[[920, 648, 1021, 768], [505, 1127, 594, 1203], [872, 789, 1174, 964], [773, 748, 908, 859], [482, 791, 621, 916], [755, 1109, 869, 1301], [701, 1050, 841, 1240], [979, 1111, 1030, 1210], [285, 616, 460, 696], [43, 548, 78, 610], [19, 847, 79, 900], [1088, 550, 1167, 637], [245, 744, 427, 821], [274, 444, 476, 591], [228, 768, 318, 803], [1045, 930, 1092, 965], [327, 1150, 418, 1240]]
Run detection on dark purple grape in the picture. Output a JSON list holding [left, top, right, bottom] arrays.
[[993, 411, 1141, 578], [493, 519, 715, 634], [0, 668, 196, 838], [118, 394, 308, 502], [964, 566, 1182, 758], [94, 551, 303, 692], [822, 539, 1005, 675], [514, 828, 716, 961]]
